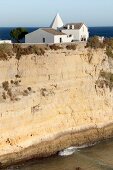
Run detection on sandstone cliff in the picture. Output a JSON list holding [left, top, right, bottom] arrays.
[[0, 45, 113, 167]]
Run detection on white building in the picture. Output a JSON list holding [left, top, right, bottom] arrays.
[[50, 13, 64, 30], [61, 23, 89, 41], [0, 40, 12, 44], [96, 36, 105, 43], [25, 14, 89, 44], [25, 28, 73, 44]]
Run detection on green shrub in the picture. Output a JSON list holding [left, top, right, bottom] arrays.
[[100, 70, 113, 82], [14, 80, 20, 86], [32, 46, 45, 55], [23, 89, 29, 96], [106, 47, 113, 59], [13, 44, 21, 60], [2, 81, 9, 91], [96, 70, 113, 91], [0, 43, 13, 60], [0, 51, 8, 60], [10, 28, 28, 43], [10, 80, 14, 84], [104, 38, 113, 49], [7, 88, 13, 100], [15, 74, 21, 78], [40, 88, 47, 97], [2, 92, 6, 100], [49, 44, 63, 50], [28, 87, 32, 91], [87, 52, 93, 63], [66, 44, 76, 50]]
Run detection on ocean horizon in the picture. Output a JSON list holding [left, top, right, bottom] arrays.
[[0, 26, 113, 41]]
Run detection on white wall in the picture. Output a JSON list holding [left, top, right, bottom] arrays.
[[61, 24, 89, 41], [25, 29, 73, 44], [61, 29, 80, 41], [54, 35, 73, 43], [79, 24, 89, 41], [25, 29, 54, 44]]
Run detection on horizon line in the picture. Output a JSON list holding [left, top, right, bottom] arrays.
[[0, 25, 113, 28]]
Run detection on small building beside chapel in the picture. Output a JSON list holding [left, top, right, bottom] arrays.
[[25, 13, 89, 44], [25, 28, 73, 44]]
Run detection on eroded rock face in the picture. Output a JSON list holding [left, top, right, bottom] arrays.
[[0, 46, 113, 167]]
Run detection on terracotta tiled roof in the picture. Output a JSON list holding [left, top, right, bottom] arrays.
[[42, 28, 66, 35]]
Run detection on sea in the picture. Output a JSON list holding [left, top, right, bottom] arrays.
[[0, 27, 113, 42]]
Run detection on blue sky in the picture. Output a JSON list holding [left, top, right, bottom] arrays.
[[0, 0, 113, 27]]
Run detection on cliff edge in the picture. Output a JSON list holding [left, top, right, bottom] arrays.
[[0, 44, 113, 167]]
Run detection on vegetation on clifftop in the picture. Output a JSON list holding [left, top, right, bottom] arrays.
[[0, 44, 47, 61], [66, 44, 77, 50], [0, 43, 77, 61], [105, 38, 113, 59], [10, 28, 28, 43], [106, 47, 113, 59], [13, 44, 46, 60], [96, 70, 113, 91], [86, 37, 113, 60], [49, 44, 63, 50], [0, 44, 13, 60], [0, 37, 113, 62], [86, 36, 105, 49]]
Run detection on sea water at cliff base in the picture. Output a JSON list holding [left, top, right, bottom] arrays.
[[6, 138, 113, 170]]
